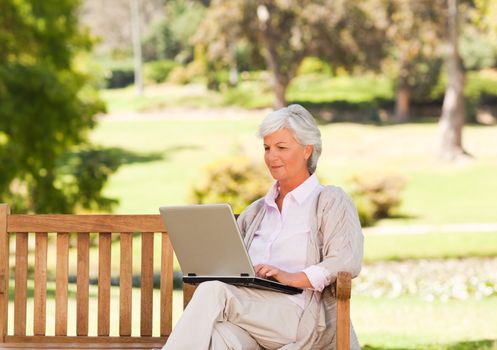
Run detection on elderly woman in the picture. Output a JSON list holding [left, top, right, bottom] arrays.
[[163, 104, 363, 350]]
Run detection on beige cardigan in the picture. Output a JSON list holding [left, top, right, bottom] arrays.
[[237, 185, 364, 350]]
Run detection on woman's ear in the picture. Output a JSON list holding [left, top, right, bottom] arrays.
[[304, 145, 313, 160]]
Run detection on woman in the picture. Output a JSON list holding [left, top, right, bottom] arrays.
[[163, 104, 363, 349]]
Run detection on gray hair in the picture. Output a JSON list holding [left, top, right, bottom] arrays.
[[257, 104, 322, 174]]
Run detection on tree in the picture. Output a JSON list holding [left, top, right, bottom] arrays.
[[0, 0, 116, 213], [380, 0, 446, 122], [195, 0, 387, 108], [438, 0, 471, 160], [143, 0, 207, 62], [80, 0, 165, 57]]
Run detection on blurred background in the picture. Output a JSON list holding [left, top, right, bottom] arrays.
[[1, 0, 497, 348]]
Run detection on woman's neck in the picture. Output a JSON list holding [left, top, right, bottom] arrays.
[[277, 172, 311, 199]]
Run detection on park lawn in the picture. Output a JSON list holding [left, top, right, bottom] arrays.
[[101, 83, 225, 112], [89, 118, 497, 227], [101, 74, 394, 113], [7, 282, 497, 349], [353, 295, 497, 349], [363, 231, 497, 263]]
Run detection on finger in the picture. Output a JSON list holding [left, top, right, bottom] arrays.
[[266, 267, 278, 277]]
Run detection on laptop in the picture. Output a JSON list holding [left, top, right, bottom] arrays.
[[159, 204, 303, 295]]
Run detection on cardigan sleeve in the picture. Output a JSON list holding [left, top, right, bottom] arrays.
[[315, 186, 364, 284]]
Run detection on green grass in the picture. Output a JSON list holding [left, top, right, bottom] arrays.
[[364, 232, 497, 263], [89, 119, 497, 228], [101, 71, 497, 113], [353, 296, 497, 349], [101, 84, 225, 113], [101, 74, 394, 113], [287, 74, 393, 104]]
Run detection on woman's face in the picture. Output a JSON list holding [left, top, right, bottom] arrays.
[[263, 128, 312, 184]]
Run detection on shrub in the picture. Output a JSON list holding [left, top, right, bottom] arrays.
[[190, 157, 272, 214], [297, 57, 333, 75], [144, 59, 179, 83], [348, 173, 406, 226], [167, 62, 205, 85], [101, 60, 135, 89]]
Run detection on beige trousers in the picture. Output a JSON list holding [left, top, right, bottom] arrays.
[[162, 281, 303, 350]]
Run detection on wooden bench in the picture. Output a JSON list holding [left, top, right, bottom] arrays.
[[0, 203, 352, 349]]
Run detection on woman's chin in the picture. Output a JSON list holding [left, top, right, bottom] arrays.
[[270, 172, 286, 181]]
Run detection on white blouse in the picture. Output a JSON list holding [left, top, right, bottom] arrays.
[[248, 174, 331, 309]]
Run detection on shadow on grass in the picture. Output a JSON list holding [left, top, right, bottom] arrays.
[[93, 145, 199, 165], [363, 339, 497, 350]]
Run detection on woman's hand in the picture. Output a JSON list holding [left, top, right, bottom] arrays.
[[254, 264, 313, 289]]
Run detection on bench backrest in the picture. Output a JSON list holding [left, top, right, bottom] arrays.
[[0, 203, 173, 345]]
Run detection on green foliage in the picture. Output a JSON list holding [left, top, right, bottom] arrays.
[[190, 157, 272, 214], [167, 61, 205, 85], [348, 173, 406, 227], [196, 1, 388, 106], [0, 0, 116, 213], [144, 60, 179, 83], [460, 25, 497, 70], [297, 57, 333, 76], [143, 0, 206, 62]]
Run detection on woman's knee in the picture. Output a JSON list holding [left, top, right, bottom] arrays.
[[193, 280, 229, 300]]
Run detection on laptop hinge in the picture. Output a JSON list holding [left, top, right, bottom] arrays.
[[187, 273, 197, 276], [240, 273, 249, 277]]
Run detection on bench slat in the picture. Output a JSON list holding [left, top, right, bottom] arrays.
[[34, 233, 48, 336], [0, 204, 10, 339], [120, 233, 133, 337], [7, 215, 165, 234], [140, 233, 154, 337], [4, 335, 167, 346], [55, 233, 69, 336], [14, 233, 28, 336], [98, 233, 111, 336], [77, 233, 90, 336], [160, 233, 173, 336]]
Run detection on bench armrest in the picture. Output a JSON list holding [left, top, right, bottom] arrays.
[[336, 271, 352, 350]]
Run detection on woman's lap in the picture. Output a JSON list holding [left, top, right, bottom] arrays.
[[193, 281, 302, 349]]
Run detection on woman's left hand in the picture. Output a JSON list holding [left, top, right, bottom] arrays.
[[254, 264, 312, 289]]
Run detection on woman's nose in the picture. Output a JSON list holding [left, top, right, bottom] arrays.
[[266, 149, 278, 161]]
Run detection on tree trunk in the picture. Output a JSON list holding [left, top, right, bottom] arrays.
[[394, 80, 411, 123], [438, 0, 470, 160], [272, 78, 288, 109], [130, 0, 143, 96], [256, 4, 289, 109]]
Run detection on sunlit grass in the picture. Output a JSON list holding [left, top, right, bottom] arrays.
[[89, 119, 497, 228], [353, 296, 497, 349], [101, 74, 395, 113], [364, 232, 497, 263]]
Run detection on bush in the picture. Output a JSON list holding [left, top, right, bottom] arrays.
[[190, 157, 272, 214], [348, 173, 406, 227], [297, 57, 333, 75], [106, 68, 135, 89], [144, 59, 179, 83], [167, 61, 205, 85]]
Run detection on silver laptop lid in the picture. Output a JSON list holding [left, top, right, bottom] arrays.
[[159, 204, 256, 277]]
